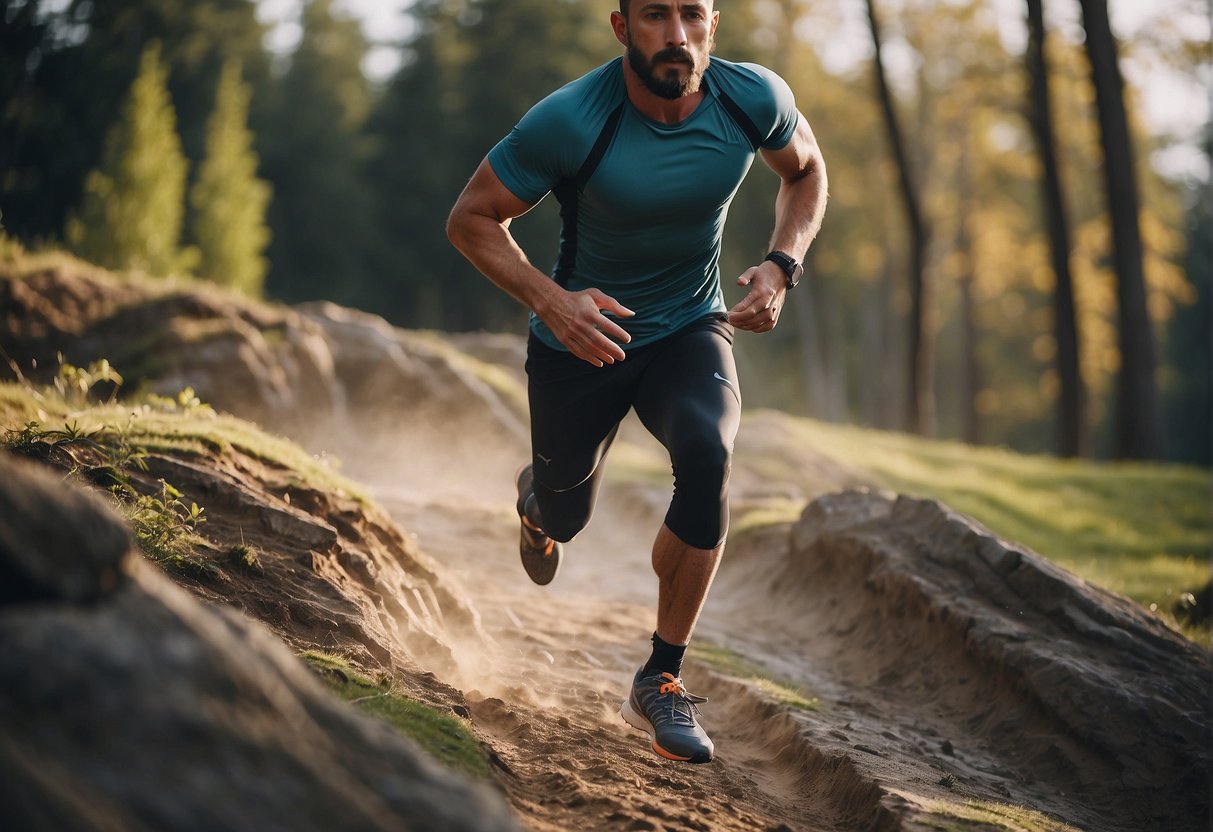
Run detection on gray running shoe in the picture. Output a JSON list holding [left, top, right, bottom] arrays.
[[515, 464, 562, 586], [620, 665, 714, 763]]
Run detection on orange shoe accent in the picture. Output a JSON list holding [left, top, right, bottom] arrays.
[[651, 740, 692, 762], [658, 673, 686, 696], [521, 515, 556, 557]]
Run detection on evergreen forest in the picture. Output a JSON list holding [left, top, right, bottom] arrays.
[[2, 0, 1209, 463]]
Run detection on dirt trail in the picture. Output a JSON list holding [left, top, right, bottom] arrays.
[[365, 419, 915, 832], [381, 495, 883, 832], [363, 412, 1208, 832]]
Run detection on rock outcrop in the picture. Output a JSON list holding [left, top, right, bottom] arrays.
[[716, 489, 1211, 831], [0, 452, 518, 832], [0, 264, 528, 463]]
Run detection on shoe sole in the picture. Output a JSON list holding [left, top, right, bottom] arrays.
[[619, 697, 712, 763]]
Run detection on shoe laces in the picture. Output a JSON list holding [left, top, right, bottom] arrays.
[[656, 672, 707, 726]]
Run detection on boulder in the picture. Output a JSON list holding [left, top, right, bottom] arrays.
[[0, 452, 518, 832]]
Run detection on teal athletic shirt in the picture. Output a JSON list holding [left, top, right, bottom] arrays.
[[487, 56, 799, 351]]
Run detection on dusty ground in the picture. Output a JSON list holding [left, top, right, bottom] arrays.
[[359, 417, 1109, 832], [381, 489, 898, 832]]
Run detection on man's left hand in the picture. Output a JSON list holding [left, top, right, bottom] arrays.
[[727, 260, 787, 332]]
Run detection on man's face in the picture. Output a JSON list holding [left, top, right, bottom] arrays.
[[618, 2, 718, 100]]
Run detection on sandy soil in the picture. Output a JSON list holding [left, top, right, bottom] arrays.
[[349, 394, 1209, 832], [361, 423, 1031, 832]]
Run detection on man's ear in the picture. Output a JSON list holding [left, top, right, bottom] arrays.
[[610, 11, 628, 47]]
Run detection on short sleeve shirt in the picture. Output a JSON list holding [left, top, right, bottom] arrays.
[[488, 57, 798, 350]]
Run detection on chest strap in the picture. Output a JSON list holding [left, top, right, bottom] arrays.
[[550, 86, 762, 286]]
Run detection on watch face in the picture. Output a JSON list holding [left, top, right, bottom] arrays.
[[790, 263, 804, 288]]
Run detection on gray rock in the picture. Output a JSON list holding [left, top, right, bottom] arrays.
[[0, 454, 518, 832], [789, 489, 1212, 831], [0, 449, 131, 602]]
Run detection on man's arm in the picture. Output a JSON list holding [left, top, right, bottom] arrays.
[[727, 113, 828, 333], [447, 158, 634, 367]]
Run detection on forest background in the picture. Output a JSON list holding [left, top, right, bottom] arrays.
[[1, 0, 1209, 464]]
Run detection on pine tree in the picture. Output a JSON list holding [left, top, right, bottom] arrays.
[[259, 0, 375, 307], [67, 42, 191, 275], [190, 59, 271, 295]]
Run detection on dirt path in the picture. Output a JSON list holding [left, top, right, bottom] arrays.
[[378, 477, 906, 832], [367, 425, 1203, 832]]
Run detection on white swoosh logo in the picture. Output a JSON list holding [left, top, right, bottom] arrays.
[[713, 372, 734, 389]]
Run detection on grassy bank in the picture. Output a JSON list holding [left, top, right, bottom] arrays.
[[763, 413, 1210, 640]]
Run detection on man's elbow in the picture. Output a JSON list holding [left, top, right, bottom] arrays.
[[446, 203, 469, 250]]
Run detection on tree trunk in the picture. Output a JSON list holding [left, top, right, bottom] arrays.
[[792, 259, 831, 419], [1026, 0, 1086, 457], [1076, 0, 1162, 459], [865, 0, 934, 436], [954, 141, 982, 446]]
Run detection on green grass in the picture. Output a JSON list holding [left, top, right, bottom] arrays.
[[689, 641, 820, 711], [759, 413, 1211, 621], [914, 798, 1083, 832], [300, 651, 489, 780], [729, 496, 805, 537], [0, 380, 368, 504]]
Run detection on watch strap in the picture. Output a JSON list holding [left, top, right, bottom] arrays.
[[764, 251, 801, 289]]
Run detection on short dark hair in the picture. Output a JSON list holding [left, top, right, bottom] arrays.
[[621, 1, 713, 18]]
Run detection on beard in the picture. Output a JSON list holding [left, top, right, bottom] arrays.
[[626, 39, 710, 100]]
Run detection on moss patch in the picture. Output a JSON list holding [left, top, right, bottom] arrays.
[[689, 641, 820, 711], [914, 798, 1082, 832], [300, 651, 489, 780]]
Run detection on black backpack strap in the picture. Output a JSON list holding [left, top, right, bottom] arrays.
[[715, 89, 763, 152], [575, 102, 625, 191], [552, 102, 625, 285]]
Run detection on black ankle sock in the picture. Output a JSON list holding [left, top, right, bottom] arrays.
[[642, 632, 687, 678]]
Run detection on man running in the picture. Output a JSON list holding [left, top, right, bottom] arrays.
[[447, 0, 827, 764]]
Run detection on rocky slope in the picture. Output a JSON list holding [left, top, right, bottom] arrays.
[[0, 452, 516, 832]]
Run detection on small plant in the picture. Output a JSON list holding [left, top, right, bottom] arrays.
[[121, 478, 208, 571], [228, 542, 263, 573], [53, 356, 124, 406], [938, 773, 957, 789], [2, 418, 102, 450]]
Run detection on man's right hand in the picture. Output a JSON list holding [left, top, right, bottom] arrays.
[[539, 287, 635, 367]]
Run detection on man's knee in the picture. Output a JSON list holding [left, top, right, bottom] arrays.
[[533, 487, 593, 543], [671, 429, 732, 490], [540, 514, 587, 544], [665, 429, 732, 549]]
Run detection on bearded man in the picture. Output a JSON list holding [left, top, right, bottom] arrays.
[[447, 0, 827, 763]]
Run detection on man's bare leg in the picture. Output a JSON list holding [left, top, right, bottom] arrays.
[[651, 523, 723, 646], [619, 523, 722, 763]]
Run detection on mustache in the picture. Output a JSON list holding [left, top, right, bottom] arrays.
[[651, 46, 694, 65]]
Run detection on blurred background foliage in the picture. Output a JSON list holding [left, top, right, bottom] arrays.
[[0, 0, 1209, 464]]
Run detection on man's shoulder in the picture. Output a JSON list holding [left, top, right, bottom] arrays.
[[706, 58, 797, 149], [526, 57, 625, 135], [706, 58, 791, 103]]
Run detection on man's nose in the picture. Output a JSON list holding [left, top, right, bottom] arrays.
[[667, 17, 688, 46]]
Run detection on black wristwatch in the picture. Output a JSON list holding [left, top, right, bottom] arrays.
[[764, 251, 803, 290]]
